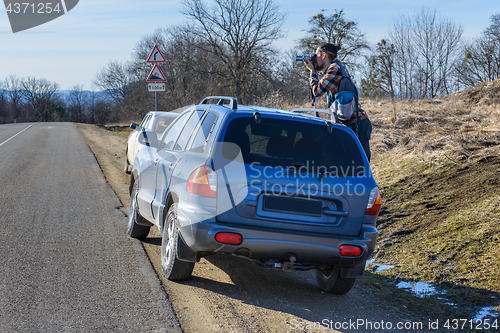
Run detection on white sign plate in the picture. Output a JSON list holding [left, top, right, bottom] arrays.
[[148, 83, 166, 92]]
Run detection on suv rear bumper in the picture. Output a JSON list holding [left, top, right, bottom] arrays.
[[176, 200, 378, 268]]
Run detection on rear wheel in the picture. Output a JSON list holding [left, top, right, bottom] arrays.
[[316, 267, 356, 294], [161, 203, 194, 280], [124, 150, 131, 174], [126, 180, 150, 238]]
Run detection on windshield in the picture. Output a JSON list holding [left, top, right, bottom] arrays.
[[154, 116, 176, 133], [222, 116, 365, 176]]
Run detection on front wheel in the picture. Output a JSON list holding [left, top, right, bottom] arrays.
[[161, 204, 194, 281], [316, 267, 356, 294], [126, 180, 150, 238]]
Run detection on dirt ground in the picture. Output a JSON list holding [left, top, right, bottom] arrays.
[[76, 123, 425, 333]]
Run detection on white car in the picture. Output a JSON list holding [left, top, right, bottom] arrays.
[[124, 111, 178, 174]]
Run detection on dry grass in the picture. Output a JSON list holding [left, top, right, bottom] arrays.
[[357, 93, 500, 296], [365, 97, 500, 166], [353, 91, 500, 320]]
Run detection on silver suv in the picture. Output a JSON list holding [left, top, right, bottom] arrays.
[[128, 96, 381, 294]]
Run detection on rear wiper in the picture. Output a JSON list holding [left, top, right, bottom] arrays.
[[318, 171, 346, 181]]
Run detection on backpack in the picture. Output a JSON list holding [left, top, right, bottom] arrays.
[[330, 60, 358, 122]]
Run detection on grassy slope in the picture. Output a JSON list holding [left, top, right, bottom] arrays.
[[354, 82, 500, 314], [375, 155, 500, 291]]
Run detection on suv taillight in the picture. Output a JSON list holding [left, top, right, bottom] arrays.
[[215, 232, 243, 245], [365, 187, 381, 216], [187, 166, 217, 198], [339, 244, 363, 257]]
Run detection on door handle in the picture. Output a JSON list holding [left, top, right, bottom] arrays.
[[168, 162, 174, 171], [154, 158, 160, 166]]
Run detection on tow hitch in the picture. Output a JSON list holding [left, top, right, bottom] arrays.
[[282, 256, 296, 272], [256, 257, 316, 271]]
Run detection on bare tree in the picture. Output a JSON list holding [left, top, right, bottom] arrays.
[[386, 8, 462, 98], [273, 47, 310, 104], [68, 84, 87, 122], [299, 9, 370, 71], [21, 77, 60, 122], [411, 8, 462, 97], [0, 87, 9, 122], [456, 14, 500, 87], [2, 75, 25, 120], [181, 0, 286, 104], [484, 13, 500, 42], [388, 15, 417, 99], [93, 61, 133, 104]]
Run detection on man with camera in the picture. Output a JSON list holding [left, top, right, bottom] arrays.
[[304, 42, 372, 162]]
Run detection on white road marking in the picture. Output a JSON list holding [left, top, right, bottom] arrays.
[[0, 124, 34, 148]]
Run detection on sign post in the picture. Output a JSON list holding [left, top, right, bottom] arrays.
[[146, 45, 166, 111]]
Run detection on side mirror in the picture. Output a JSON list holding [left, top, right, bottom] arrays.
[[130, 123, 139, 130], [138, 131, 158, 148]]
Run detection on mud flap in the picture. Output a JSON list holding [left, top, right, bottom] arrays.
[[177, 234, 199, 263], [340, 261, 366, 278]]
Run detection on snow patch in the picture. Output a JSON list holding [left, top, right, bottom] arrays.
[[375, 264, 395, 272], [473, 306, 498, 321], [396, 281, 438, 297]]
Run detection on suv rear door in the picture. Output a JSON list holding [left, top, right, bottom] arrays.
[[213, 114, 375, 237]]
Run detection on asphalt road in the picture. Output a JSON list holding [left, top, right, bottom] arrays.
[[0, 123, 180, 332]]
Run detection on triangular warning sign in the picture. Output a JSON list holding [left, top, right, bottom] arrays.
[[146, 45, 166, 63], [146, 65, 167, 82]]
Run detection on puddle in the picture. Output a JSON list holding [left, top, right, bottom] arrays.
[[366, 259, 395, 273], [473, 306, 498, 321], [396, 281, 438, 297], [369, 259, 498, 319]]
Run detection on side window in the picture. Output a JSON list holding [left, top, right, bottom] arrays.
[[173, 110, 205, 151], [162, 112, 190, 150], [190, 112, 218, 152], [144, 115, 154, 131], [139, 114, 151, 129]]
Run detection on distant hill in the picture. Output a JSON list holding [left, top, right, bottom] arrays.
[[55, 90, 110, 104], [0, 88, 111, 104]]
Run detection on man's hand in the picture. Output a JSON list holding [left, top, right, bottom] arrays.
[[305, 57, 316, 74]]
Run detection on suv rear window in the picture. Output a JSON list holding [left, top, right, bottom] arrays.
[[222, 116, 365, 175]]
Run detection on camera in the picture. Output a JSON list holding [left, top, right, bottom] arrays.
[[296, 53, 318, 71], [296, 53, 317, 63]]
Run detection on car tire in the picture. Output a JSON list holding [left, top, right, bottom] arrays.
[[124, 150, 131, 174], [316, 267, 356, 294], [126, 180, 150, 238], [161, 203, 194, 281]]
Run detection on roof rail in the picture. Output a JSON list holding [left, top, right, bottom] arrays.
[[291, 108, 336, 122], [199, 96, 238, 111]]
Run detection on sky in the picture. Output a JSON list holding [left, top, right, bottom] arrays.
[[0, 0, 497, 91]]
